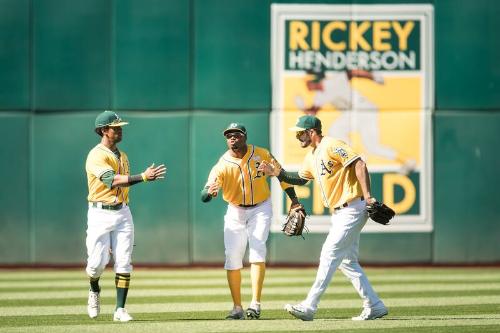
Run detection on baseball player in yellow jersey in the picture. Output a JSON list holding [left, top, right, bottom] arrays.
[[85, 111, 166, 322], [297, 69, 415, 174], [259, 115, 388, 321], [201, 123, 303, 320]]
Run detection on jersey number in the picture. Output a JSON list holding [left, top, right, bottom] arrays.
[[254, 162, 264, 179]]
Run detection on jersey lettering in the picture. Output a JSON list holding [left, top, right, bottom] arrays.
[[299, 137, 363, 208], [205, 145, 291, 206], [320, 159, 333, 175], [333, 147, 348, 159]]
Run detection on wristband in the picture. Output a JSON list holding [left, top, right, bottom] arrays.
[[141, 172, 148, 182]]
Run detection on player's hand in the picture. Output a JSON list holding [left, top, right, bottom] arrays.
[[143, 163, 167, 181], [207, 182, 220, 197], [290, 199, 306, 218], [258, 161, 280, 177], [366, 196, 377, 205]]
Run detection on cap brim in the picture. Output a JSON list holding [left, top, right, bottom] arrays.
[[108, 121, 129, 127], [289, 126, 306, 131], [223, 129, 246, 136]]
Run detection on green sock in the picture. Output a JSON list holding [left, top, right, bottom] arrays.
[[115, 273, 130, 309], [89, 278, 100, 293]]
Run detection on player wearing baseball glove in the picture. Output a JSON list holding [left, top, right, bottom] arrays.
[[366, 201, 395, 225], [259, 115, 389, 321], [282, 203, 307, 237], [201, 122, 305, 321]]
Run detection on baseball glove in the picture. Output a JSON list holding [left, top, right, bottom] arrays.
[[282, 204, 307, 237], [366, 201, 395, 225]]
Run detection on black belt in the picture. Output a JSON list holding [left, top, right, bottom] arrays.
[[90, 202, 123, 210], [334, 197, 364, 211], [239, 204, 257, 208]]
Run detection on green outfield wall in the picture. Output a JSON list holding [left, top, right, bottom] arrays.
[[0, 0, 499, 265]]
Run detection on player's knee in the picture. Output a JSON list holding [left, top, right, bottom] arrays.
[[340, 260, 363, 280], [86, 264, 105, 279], [114, 255, 133, 274], [224, 258, 243, 270], [86, 242, 112, 276], [340, 263, 358, 278], [224, 252, 244, 270], [319, 245, 337, 261], [114, 262, 133, 274], [248, 244, 267, 263], [86, 252, 110, 278]]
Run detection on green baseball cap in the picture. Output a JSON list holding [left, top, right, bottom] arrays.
[[289, 115, 322, 131], [95, 111, 129, 128], [223, 122, 247, 136]]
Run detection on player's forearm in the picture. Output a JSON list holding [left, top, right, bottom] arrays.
[[354, 159, 373, 200], [111, 174, 148, 188], [284, 187, 300, 206], [277, 169, 309, 186]]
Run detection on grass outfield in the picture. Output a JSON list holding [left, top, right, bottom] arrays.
[[0, 267, 499, 333]]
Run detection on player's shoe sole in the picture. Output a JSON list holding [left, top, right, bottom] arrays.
[[246, 308, 260, 319]]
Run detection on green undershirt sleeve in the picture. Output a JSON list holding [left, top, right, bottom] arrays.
[[277, 169, 309, 186], [201, 188, 212, 202], [284, 187, 298, 202], [100, 170, 115, 189]]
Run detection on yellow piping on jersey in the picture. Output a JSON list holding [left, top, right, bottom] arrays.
[[97, 144, 121, 204], [314, 145, 330, 208], [86, 144, 130, 205], [222, 156, 247, 204], [246, 145, 255, 205], [206, 145, 288, 207]]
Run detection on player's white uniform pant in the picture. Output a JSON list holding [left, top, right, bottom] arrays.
[[301, 198, 383, 312], [85, 205, 134, 278], [224, 198, 272, 270]]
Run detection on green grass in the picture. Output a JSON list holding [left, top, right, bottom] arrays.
[[0, 267, 499, 333]]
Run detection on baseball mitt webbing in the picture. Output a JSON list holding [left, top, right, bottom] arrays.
[[366, 201, 395, 225]]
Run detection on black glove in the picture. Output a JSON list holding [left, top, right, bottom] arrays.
[[367, 201, 395, 225]]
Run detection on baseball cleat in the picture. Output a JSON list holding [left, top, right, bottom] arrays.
[[352, 305, 388, 320], [246, 307, 261, 319], [113, 307, 133, 322], [284, 303, 314, 321], [87, 290, 100, 318], [225, 307, 245, 320]]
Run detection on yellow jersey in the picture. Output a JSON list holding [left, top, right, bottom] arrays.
[[206, 144, 291, 206], [298, 137, 363, 209], [86, 144, 130, 205]]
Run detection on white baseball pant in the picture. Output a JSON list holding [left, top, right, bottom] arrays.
[[85, 205, 134, 278], [301, 198, 383, 312], [223, 198, 272, 270]]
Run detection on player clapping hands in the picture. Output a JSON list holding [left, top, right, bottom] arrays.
[[257, 161, 280, 177]]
